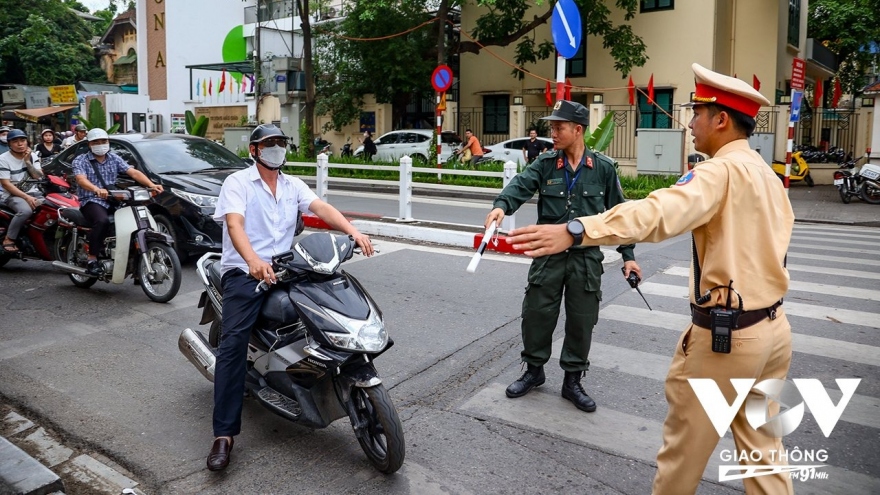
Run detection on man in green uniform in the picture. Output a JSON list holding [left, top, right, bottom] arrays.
[[484, 100, 641, 412]]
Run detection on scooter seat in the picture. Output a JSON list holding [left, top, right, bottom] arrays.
[[59, 208, 89, 227], [206, 259, 224, 296]]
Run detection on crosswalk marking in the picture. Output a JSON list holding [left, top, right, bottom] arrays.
[[460, 384, 879, 495], [788, 242, 880, 256], [786, 251, 875, 265], [637, 282, 880, 332], [549, 341, 880, 430], [786, 263, 880, 280], [792, 235, 880, 247], [662, 266, 880, 302], [793, 224, 880, 235]]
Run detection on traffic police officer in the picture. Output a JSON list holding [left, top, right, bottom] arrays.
[[485, 100, 641, 413], [506, 65, 794, 494]]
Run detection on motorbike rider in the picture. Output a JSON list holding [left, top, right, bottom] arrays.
[[206, 124, 374, 472], [0, 126, 11, 154], [35, 129, 62, 163], [71, 128, 163, 276], [0, 130, 43, 253], [62, 124, 88, 149]]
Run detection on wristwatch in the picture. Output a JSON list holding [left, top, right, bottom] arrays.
[[566, 219, 585, 247]]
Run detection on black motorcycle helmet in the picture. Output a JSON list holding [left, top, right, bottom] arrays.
[[249, 124, 289, 145]]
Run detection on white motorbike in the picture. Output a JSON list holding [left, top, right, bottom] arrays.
[[52, 186, 182, 303]]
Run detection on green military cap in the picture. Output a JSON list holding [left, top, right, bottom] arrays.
[[541, 100, 589, 127]]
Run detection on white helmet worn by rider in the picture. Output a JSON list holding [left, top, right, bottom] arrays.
[[86, 128, 109, 141]]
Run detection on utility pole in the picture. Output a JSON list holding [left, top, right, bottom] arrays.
[[254, 0, 261, 122]]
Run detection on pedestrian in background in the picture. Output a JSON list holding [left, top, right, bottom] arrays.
[[62, 124, 88, 149], [484, 100, 641, 413], [522, 128, 550, 164], [358, 131, 377, 161], [506, 64, 794, 495], [455, 129, 483, 168], [0, 126, 11, 154]]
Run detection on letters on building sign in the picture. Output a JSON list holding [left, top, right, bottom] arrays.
[[155, 51, 165, 68]]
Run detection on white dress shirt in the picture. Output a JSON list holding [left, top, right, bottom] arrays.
[[214, 165, 318, 275]]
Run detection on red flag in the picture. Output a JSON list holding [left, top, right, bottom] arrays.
[[545, 81, 552, 106], [753, 74, 761, 91], [209, 78, 213, 96], [218, 69, 226, 93], [813, 80, 823, 107], [627, 76, 635, 105], [647, 74, 655, 105], [564, 78, 572, 101], [832, 78, 842, 108]]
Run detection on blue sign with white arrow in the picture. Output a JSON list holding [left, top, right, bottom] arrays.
[[790, 90, 803, 123], [552, 0, 582, 59]]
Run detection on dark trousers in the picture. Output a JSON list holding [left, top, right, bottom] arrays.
[[213, 269, 267, 437], [81, 202, 111, 257], [520, 250, 601, 372]]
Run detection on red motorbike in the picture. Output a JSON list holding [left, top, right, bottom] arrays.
[[0, 175, 80, 267]]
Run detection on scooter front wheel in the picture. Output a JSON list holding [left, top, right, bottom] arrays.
[[859, 181, 880, 204], [804, 172, 814, 187], [350, 384, 405, 474], [138, 241, 182, 303]]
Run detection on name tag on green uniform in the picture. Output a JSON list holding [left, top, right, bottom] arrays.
[[546, 178, 563, 185]]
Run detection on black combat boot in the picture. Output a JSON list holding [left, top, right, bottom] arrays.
[[562, 371, 597, 412], [505, 364, 545, 398]]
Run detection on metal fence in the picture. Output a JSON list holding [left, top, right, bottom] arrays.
[[755, 107, 779, 134], [605, 106, 637, 159], [452, 107, 509, 146], [795, 108, 859, 158]]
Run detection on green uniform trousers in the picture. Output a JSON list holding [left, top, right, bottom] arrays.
[[521, 249, 602, 371]]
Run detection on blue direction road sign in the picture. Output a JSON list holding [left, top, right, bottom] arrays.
[[790, 91, 803, 123], [552, 0, 582, 59]]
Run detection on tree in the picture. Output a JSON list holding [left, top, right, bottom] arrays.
[[312, 0, 647, 130], [0, 0, 106, 85], [297, 0, 317, 155], [808, 0, 880, 94]]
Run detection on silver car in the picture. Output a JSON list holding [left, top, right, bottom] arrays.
[[482, 137, 554, 167]]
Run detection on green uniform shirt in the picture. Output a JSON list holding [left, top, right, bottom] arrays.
[[493, 149, 636, 263]]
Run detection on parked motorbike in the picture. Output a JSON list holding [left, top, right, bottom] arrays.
[[315, 137, 332, 156], [178, 233, 405, 473], [341, 137, 353, 158], [0, 175, 80, 267], [771, 151, 814, 186], [51, 186, 182, 303], [856, 162, 880, 204], [834, 159, 880, 204]]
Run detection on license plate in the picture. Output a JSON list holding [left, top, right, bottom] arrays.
[[834, 179, 844, 185], [862, 170, 879, 180]]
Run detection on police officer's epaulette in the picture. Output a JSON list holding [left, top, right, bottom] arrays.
[[592, 151, 616, 169]]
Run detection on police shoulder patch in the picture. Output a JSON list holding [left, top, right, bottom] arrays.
[[675, 170, 696, 186]]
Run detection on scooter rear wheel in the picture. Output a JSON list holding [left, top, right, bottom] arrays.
[[67, 237, 97, 288], [805, 172, 814, 187], [838, 186, 852, 204], [350, 384, 405, 474]]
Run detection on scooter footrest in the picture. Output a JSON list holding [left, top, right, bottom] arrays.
[[256, 387, 302, 419]]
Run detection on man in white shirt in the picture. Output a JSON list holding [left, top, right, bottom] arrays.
[[0, 130, 43, 253], [206, 124, 374, 472], [62, 124, 88, 149]]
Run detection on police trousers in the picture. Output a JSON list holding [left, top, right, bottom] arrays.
[[652, 308, 794, 495], [520, 250, 601, 372]]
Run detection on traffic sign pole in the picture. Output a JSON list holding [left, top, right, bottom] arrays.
[[786, 58, 806, 194], [551, 0, 582, 102], [784, 94, 794, 191], [556, 55, 565, 101], [431, 65, 454, 182]]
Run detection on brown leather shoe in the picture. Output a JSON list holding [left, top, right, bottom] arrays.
[[207, 437, 233, 471]]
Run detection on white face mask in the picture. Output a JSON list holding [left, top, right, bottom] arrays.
[[259, 145, 287, 169], [0, 136, 7, 144], [90, 144, 110, 156]]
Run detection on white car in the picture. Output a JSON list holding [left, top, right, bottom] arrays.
[[354, 130, 462, 163], [483, 137, 554, 167]]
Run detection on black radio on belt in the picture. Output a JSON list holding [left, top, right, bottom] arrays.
[[697, 280, 742, 354]]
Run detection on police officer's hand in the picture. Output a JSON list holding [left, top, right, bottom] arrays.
[[485, 208, 505, 229], [507, 224, 571, 258], [622, 260, 642, 280], [351, 232, 374, 257], [247, 258, 276, 285]]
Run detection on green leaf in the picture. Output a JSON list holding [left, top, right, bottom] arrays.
[[184, 110, 197, 134], [107, 124, 120, 135], [585, 113, 615, 153], [192, 116, 209, 137]]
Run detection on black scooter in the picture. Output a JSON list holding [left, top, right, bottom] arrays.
[[178, 233, 405, 473]]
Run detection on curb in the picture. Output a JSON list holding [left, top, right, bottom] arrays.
[[0, 435, 63, 495]]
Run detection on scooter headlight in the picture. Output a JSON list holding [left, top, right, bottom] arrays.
[[133, 189, 153, 202], [323, 307, 387, 352]]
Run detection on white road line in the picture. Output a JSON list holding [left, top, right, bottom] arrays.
[[787, 264, 880, 281], [789, 242, 880, 256], [792, 226, 880, 237], [548, 340, 880, 430], [792, 235, 880, 247], [786, 251, 875, 264], [662, 266, 880, 302], [460, 384, 879, 495], [637, 282, 880, 331]]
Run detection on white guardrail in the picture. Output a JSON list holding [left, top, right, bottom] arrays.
[[289, 154, 519, 232]]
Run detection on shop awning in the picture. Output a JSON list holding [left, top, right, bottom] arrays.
[[13, 105, 78, 123], [114, 53, 137, 65]]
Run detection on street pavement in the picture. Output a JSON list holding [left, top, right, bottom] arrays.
[[1, 182, 878, 494]]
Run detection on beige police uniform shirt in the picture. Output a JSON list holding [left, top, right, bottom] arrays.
[[578, 140, 794, 310]]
